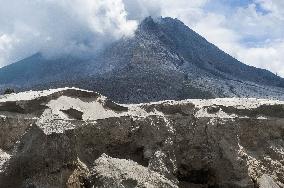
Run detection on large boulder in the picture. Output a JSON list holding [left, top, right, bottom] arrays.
[[258, 174, 280, 188], [89, 153, 177, 188]]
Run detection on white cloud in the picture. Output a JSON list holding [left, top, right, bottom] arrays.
[[165, 0, 284, 77], [0, 0, 137, 67], [0, 0, 283, 77], [123, 0, 209, 24], [237, 40, 284, 76], [222, 1, 284, 77], [0, 34, 14, 66]]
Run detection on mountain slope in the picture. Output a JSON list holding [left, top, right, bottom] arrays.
[[0, 17, 284, 103], [0, 53, 86, 87], [159, 18, 284, 86]]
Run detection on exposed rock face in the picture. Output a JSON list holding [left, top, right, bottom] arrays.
[[258, 174, 280, 188], [0, 88, 283, 188], [89, 153, 178, 188]]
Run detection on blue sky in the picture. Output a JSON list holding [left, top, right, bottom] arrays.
[[205, 0, 271, 18], [205, 0, 254, 10], [153, 0, 284, 76], [0, 0, 283, 76]]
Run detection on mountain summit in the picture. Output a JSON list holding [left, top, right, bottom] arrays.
[[0, 17, 284, 103]]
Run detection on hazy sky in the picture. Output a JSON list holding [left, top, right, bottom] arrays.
[[0, 0, 283, 76]]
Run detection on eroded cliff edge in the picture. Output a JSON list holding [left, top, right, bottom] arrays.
[[0, 88, 283, 188]]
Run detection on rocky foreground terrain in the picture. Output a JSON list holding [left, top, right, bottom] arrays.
[[0, 88, 283, 188]]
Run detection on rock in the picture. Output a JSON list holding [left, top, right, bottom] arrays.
[[0, 88, 283, 187], [0, 149, 10, 173], [89, 153, 178, 188], [258, 174, 280, 188], [61, 108, 84, 120]]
